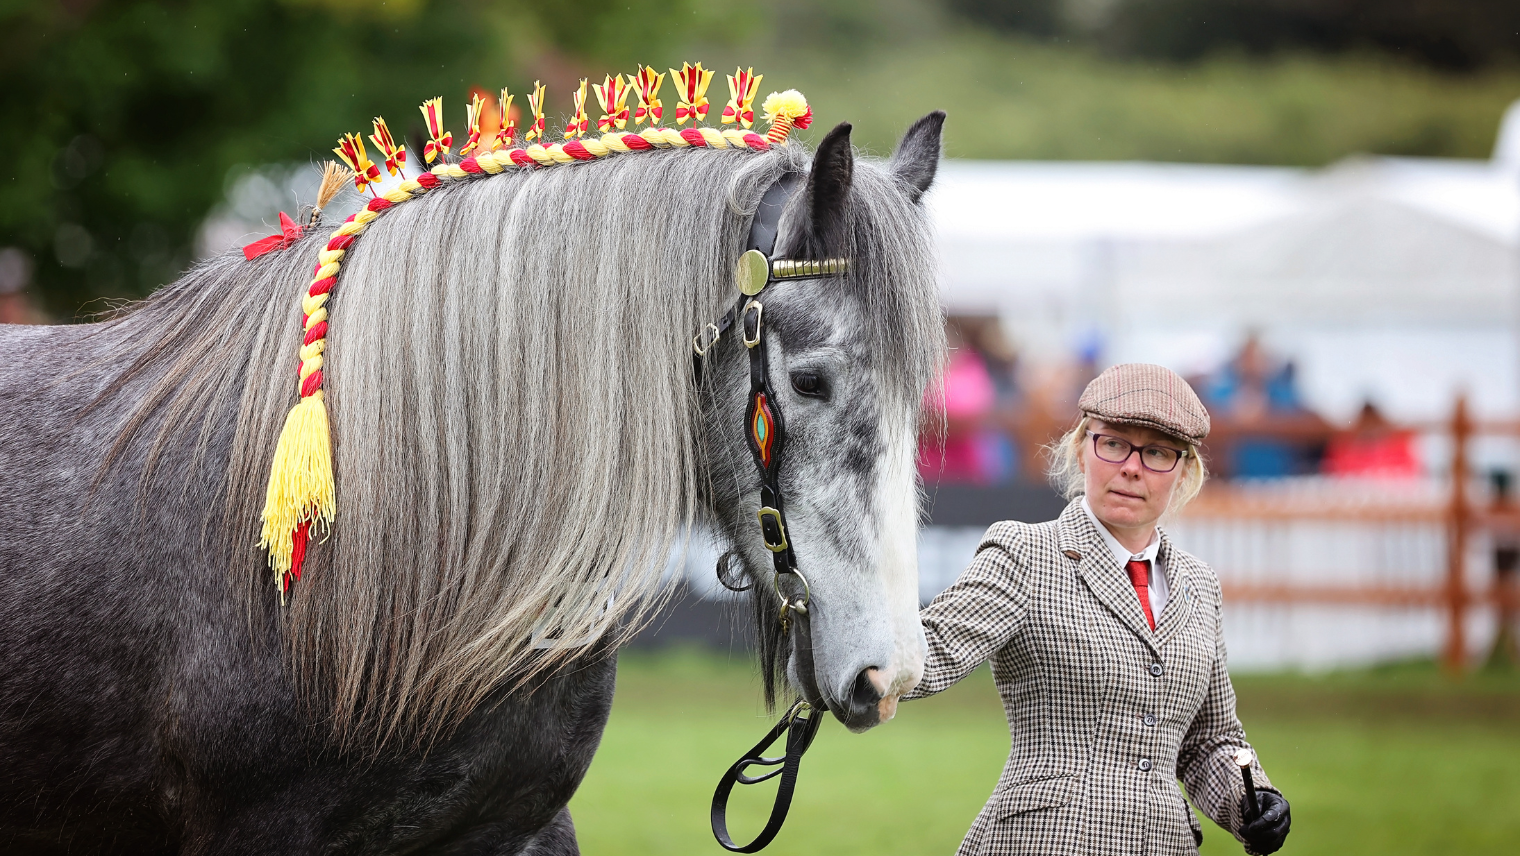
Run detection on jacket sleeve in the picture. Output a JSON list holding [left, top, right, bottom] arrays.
[[904, 525, 1028, 701], [1177, 587, 1279, 855]]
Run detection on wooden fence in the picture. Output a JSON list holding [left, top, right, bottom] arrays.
[[1173, 396, 1520, 673]]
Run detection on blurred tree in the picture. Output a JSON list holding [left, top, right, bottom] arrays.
[[10, 0, 1518, 319], [941, 0, 1064, 38], [0, 0, 748, 318], [1096, 0, 1520, 70], [942, 0, 1520, 71], [751, 0, 946, 53]]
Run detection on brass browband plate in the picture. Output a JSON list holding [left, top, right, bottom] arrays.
[[769, 258, 849, 280]]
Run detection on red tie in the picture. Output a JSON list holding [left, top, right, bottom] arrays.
[[1126, 559, 1157, 631]]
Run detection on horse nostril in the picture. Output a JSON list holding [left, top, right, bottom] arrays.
[[851, 668, 884, 716]]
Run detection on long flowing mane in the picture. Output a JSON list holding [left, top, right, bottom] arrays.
[[86, 130, 941, 749], [274, 145, 812, 746]]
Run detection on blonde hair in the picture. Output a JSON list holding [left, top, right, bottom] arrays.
[[1045, 415, 1208, 519]]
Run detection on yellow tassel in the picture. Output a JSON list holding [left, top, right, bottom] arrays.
[[259, 391, 335, 583], [311, 161, 352, 225], [761, 89, 810, 144], [761, 89, 808, 124]]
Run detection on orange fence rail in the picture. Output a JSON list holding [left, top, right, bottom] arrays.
[[1174, 396, 1520, 674]]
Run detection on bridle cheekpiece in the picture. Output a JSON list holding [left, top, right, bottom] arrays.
[[691, 176, 849, 632], [698, 174, 849, 854]]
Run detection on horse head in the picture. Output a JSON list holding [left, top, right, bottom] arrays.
[[701, 112, 947, 732]]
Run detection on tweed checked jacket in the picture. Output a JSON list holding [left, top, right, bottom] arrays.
[[906, 499, 1277, 856]]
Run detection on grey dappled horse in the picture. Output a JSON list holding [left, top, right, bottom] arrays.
[[0, 114, 945, 855]]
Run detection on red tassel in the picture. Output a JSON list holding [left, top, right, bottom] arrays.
[[288, 520, 311, 586]]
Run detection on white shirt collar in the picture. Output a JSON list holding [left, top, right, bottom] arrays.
[[1081, 495, 1160, 568]]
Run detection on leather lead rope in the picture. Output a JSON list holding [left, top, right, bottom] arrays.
[[710, 701, 823, 853]]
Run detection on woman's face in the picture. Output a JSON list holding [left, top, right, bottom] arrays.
[[1081, 419, 1188, 535]]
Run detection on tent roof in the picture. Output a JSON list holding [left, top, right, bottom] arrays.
[[929, 156, 1520, 326]]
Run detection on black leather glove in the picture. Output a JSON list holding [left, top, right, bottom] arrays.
[[1239, 790, 1291, 854]]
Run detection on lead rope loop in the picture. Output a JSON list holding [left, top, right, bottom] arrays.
[[710, 700, 823, 853]]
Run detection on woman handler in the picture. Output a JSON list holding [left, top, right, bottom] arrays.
[[909, 364, 1291, 855]]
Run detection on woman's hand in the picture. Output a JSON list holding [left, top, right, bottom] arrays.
[[1239, 791, 1291, 854]]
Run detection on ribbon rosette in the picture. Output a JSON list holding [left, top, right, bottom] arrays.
[[670, 62, 713, 126], [525, 81, 547, 143], [593, 74, 631, 132], [461, 93, 487, 156], [332, 132, 381, 194], [628, 66, 664, 126], [563, 79, 590, 139], [721, 67, 763, 129], [419, 97, 453, 164], [497, 87, 517, 149], [368, 116, 407, 177], [242, 211, 304, 261]]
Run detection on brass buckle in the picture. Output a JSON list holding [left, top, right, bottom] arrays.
[[693, 322, 721, 356], [757, 506, 788, 552], [781, 698, 813, 724], [742, 300, 763, 349]]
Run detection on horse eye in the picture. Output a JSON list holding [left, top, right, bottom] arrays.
[[790, 371, 827, 398]]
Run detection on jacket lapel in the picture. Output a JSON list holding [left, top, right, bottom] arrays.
[[1058, 501, 1163, 660], [1154, 530, 1198, 645]]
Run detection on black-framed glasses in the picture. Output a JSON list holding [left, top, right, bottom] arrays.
[[1087, 431, 1188, 473]]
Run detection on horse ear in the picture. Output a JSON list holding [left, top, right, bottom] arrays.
[[890, 111, 945, 204], [807, 121, 854, 250]]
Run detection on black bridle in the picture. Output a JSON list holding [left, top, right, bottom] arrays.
[[693, 175, 847, 852]]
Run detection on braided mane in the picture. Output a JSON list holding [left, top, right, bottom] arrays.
[[262, 126, 777, 588], [230, 137, 808, 749]]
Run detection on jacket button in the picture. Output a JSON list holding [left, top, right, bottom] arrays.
[[1138, 758, 1153, 772], [1149, 663, 1164, 677], [1143, 714, 1157, 727]]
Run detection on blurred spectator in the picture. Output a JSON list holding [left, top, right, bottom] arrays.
[[1486, 470, 1519, 669], [1020, 332, 1100, 419], [956, 315, 1023, 409], [1322, 402, 1421, 479], [919, 316, 1021, 485], [1195, 333, 1326, 477]]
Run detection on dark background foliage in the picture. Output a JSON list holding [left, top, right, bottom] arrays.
[[5, 0, 1519, 317], [950, 0, 1520, 70], [0, 0, 731, 317]]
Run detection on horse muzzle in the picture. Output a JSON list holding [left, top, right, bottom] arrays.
[[789, 617, 905, 732]]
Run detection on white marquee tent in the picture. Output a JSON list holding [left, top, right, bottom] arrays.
[[928, 122, 1520, 423]]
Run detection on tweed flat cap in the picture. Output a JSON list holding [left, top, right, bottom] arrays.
[[1078, 363, 1210, 444]]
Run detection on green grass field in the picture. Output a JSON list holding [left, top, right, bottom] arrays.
[[570, 648, 1520, 855]]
